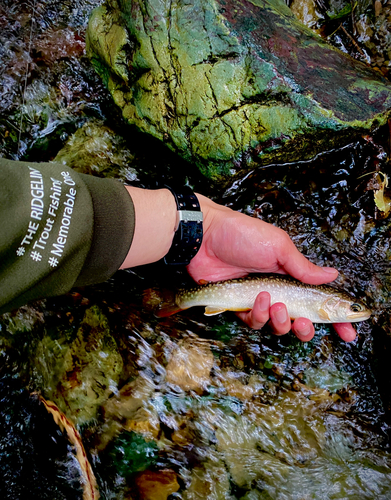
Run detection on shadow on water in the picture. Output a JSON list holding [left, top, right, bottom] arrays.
[[1, 0, 391, 499]]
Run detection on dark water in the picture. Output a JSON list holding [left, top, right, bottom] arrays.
[[1, 1, 391, 499]]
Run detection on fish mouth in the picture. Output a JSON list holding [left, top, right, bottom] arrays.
[[346, 311, 372, 322]]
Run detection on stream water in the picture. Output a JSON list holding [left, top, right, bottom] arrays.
[[1, 1, 391, 499]]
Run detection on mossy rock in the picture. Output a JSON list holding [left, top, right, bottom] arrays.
[[86, 0, 391, 181]]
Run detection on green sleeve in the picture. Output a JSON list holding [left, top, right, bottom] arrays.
[[0, 158, 135, 314]]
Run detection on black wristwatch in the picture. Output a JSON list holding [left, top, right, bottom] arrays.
[[164, 185, 203, 266]]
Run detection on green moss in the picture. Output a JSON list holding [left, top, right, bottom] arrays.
[[110, 431, 158, 478]]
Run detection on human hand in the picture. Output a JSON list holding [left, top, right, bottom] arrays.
[[187, 195, 356, 342]]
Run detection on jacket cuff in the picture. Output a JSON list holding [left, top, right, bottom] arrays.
[[74, 174, 135, 286]]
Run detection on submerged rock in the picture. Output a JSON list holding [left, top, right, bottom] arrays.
[[165, 339, 215, 391], [34, 305, 123, 425], [86, 0, 391, 180], [183, 461, 231, 500], [134, 469, 180, 500], [215, 388, 391, 497]]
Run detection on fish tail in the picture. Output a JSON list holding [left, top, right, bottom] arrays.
[[142, 288, 183, 317]]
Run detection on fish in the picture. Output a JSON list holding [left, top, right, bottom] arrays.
[[143, 274, 371, 323]]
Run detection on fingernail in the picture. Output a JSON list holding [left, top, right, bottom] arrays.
[[258, 293, 270, 311], [299, 325, 312, 337], [323, 267, 338, 275], [295, 318, 312, 337], [274, 307, 288, 324]]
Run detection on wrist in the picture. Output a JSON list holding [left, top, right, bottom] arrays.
[[163, 186, 203, 265], [195, 193, 232, 234], [120, 186, 177, 268], [120, 188, 222, 270]]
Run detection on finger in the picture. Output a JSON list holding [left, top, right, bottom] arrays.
[[333, 323, 357, 342], [291, 318, 315, 342], [269, 302, 292, 336], [236, 291, 271, 330]]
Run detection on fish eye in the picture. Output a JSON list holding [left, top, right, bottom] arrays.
[[350, 303, 363, 312]]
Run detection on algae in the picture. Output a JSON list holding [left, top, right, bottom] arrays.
[[109, 431, 159, 478]]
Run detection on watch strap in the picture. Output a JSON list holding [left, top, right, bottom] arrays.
[[164, 185, 203, 265]]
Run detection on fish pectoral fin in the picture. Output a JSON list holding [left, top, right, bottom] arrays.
[[318, 308, 330, 321], [204, 306, 227, 316]]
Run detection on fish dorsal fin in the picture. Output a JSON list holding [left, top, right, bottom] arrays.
[[204, 306, 227, 316]]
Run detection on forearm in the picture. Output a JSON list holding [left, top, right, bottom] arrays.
[[0, 159, 206, 313], [119, 189, 219, 269]]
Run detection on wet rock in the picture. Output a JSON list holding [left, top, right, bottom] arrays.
[[304, 364, 352, 392], [301, 1, 391, 80], [183, 462, 231, 500], [126, 407, 161, 441], [35, 305, 123, 425], [215, 371, 264, 401], [0, 0, 108, 161], [1, 304, 44, 335], [134, 469, 179, 500], [103, 376, 156, 422], [87, 0, 391, 181], [93, 375, 156, 451], [35, 28, 85, 65], [165, 339, 214, 391], [171, 419, 196, 447], [54, 119, 138, 182], [290, 0, 323, 29]]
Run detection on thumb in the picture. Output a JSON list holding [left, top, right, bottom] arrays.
[[280, 243, 338, 285]]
